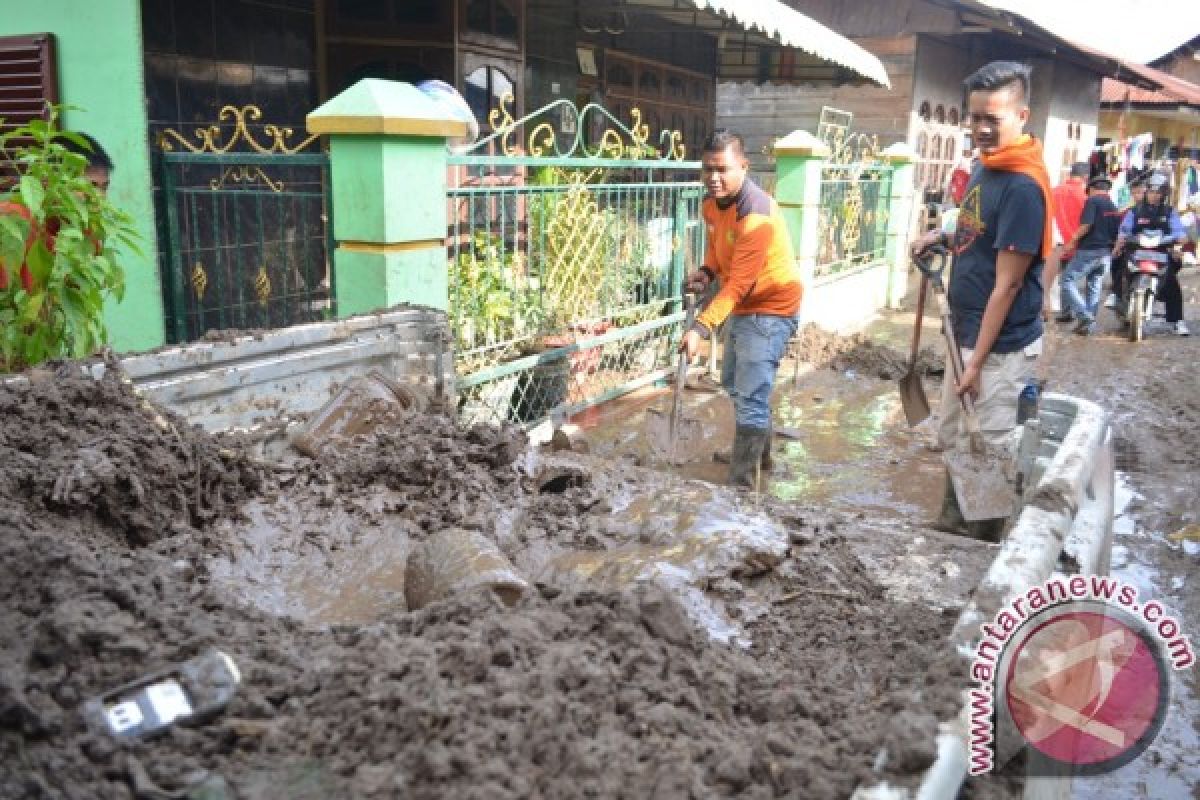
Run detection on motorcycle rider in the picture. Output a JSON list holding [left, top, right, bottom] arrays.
[[1104, 175, 1146, 309], [1113, 173, 1189, 335]]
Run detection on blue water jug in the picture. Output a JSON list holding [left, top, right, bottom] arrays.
[[1016, 381, 1041, 424]]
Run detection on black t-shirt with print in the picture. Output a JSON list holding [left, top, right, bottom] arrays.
[[1077, 194, 1122, 250], [949, 166, 1045, 353]]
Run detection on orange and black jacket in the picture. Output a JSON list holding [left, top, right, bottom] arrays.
[[694, 179, 802, 336]]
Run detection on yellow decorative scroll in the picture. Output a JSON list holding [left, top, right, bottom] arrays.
[[158, 105, 319, 154], [191, 262, 208, 301], [254, 265, 271, 308], [210, 165, 284, 192], [487, 93, 519, 156]]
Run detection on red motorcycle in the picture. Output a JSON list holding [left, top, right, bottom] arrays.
[[1120, 229, 1170, 342]]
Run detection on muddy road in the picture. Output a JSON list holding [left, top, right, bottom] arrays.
[[583, 271, 1200, 797]]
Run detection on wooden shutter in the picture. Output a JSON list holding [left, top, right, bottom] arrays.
[[0, 32, 58, 142]]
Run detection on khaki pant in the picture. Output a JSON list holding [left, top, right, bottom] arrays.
[[938, 338, 1041, 451]]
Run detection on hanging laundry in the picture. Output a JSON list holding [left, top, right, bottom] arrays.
[[1128, 132, 1154, 171]]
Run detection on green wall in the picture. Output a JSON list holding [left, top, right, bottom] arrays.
[[2, 0, 164, 352]]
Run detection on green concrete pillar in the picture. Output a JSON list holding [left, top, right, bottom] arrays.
[[881, 142, 918, 309], [773, 131, 831, 297], [307, 80, 467, 315]]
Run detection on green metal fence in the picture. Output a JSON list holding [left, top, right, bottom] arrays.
[[448, 97, 704, 428], [815, 131, 894, 279], [156, 107, 334, 343]]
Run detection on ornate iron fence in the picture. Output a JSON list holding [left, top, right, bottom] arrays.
[[815, 129, 894, 280], [448, 96, 704, 428], [156, 106, 334, 343]]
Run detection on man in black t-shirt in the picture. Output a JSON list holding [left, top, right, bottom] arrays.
[[910, 61, 1049, 541], [1058, 175, 1121, 334]]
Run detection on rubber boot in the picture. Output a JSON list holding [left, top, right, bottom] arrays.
[[931, 471, 967, 536], [715, 420, 775, 469], [761, 419, 775, 472], [729, 426, 770, 488]]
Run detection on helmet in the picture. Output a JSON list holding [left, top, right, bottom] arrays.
[[1146, 173, 1171, 193]]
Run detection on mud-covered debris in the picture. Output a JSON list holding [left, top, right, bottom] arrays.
[[790, 324, 942, 379], [0, 365, 265, 547]]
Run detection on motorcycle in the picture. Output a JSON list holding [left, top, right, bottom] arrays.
[[1119, 229, 1171, 342]]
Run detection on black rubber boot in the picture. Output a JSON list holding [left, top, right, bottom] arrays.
[[932, 471, 967, 536], [728, 426, 770, 488], [761, 419, 775, 472]]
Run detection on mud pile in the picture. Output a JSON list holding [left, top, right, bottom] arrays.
[[0, 364, 266, 548], [0, 363, 962, 798], [791, 324, 941, 380]]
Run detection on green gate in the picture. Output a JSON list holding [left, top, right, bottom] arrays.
[[448, 97, 704, 427], [156, 106, 335, 343], [815, 124, 893, 279]]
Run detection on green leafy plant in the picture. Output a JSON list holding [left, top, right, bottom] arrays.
[[450, 231, 541, 357], [0, 111, 138, 371]]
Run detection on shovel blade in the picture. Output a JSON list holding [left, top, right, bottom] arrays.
[[943, 445, 1017, 522], [898, 370, 932, 426], [645, 407, 706, 465]]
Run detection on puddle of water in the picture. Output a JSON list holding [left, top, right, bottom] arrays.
[[208, 494, 414, 626], [1073, 672, 1200, 799], [573, 369, 946, 518], [1109, 545, 1163, 600], [1112, 472, 1140, 538], [769, 375, 943, 514]]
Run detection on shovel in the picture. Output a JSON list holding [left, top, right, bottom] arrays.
[[914, 247, 1016, 522], [646, 294, 705, 464], [898, 273, 932, 425]]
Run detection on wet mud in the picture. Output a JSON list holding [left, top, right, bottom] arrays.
[[0, 358, 963, 798], [791, 323, 943, 380]]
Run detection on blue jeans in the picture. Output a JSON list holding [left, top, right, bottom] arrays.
[[1061, 249, 1110, 322], [720, 313, 797, 429]]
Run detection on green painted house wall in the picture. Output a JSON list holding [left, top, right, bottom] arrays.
[[2, 0, 164, 352]]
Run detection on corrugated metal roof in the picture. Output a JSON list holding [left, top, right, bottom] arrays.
[[1101, 62, 1200, 107], [683, 0, 892, 88]]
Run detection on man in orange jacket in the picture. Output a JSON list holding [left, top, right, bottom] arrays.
[[680, 130, 803, 487]]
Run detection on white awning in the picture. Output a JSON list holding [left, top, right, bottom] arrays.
[[682, 0, 891, 88]]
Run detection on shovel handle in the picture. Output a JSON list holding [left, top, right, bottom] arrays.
[[928, 273, 988, 445], [669, 294, 697, 439], [910, 274, 929, 363]]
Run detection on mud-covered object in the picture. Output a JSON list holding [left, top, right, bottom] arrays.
[[0, 365, 266, 547], [405, 527, 528, 610], [290, 372, 429, 458]]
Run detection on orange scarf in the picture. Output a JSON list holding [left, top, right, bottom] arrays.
[[979, 135, 1055, 259]]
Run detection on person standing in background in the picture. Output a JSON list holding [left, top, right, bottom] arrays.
[[1048, 162, 1089, 322], [1056, 175, 1122, 334]]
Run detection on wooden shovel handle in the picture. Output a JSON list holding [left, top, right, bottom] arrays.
[[910, 274, 929, 363], [929, 277, 987, 447]]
